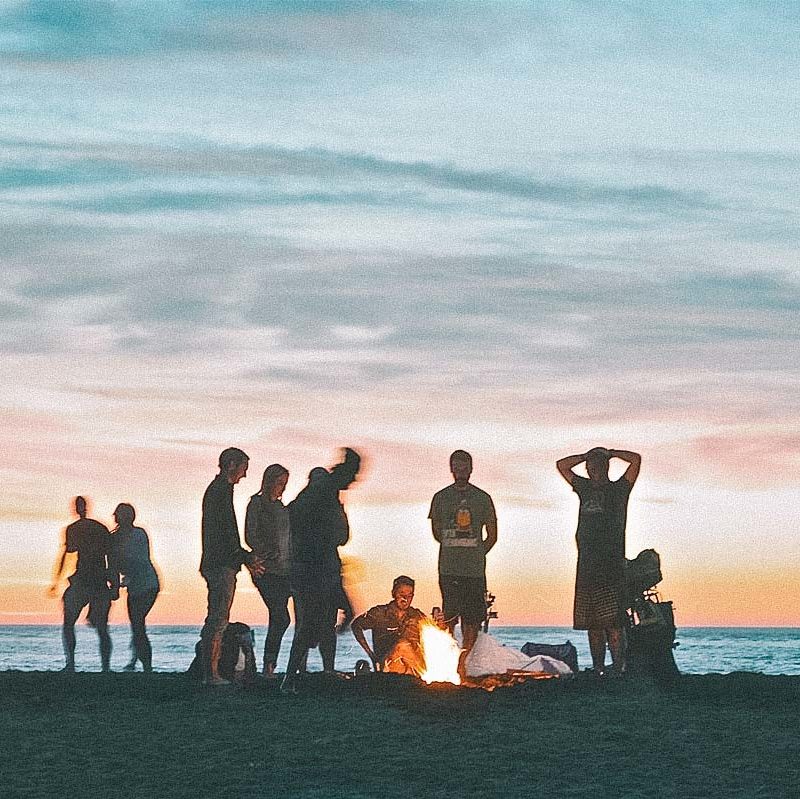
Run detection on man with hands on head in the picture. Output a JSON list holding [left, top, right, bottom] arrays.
[[556, 446, 641, 676]]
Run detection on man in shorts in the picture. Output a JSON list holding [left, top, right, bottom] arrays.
[[557, 446, 641, 675], [429, 450, 497, 677], [50, 496, 119, 672], [200, 447, 264, 686]]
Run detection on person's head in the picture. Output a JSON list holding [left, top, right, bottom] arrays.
[[308, 467, 329, 484], [585, 447, 610, 481], [113, 503, 136, 528], [391, 575, 415, 610], [219, 447, 249, 484], [74, 496, 87, 518], [260, 464, 289, 501], [449, 450, 473, 485]]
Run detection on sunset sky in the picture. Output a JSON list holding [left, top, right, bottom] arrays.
[[1, 1, 798, 627]]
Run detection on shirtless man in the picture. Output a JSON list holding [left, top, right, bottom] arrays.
[[50, 496, 119, 672]]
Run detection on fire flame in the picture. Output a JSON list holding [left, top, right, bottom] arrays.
[[419, 621, 462, 685]]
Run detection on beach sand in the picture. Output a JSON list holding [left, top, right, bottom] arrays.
[[2, 671, 797, 798]]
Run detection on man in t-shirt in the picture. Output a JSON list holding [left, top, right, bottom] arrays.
[[557, 446, 641, 675], [351, 575, 427, 676], [50, 496, 119, 672], [429, 450, 497, 677]]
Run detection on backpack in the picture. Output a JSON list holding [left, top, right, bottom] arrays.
[[520, 641, 579, 673], [187, 622, 257, 684]]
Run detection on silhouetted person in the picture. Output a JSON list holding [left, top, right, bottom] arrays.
[[429, 450, 497, 678], [50, 496, 119, 672], [111, 503, 160, 673], [351, 575, 426, 676], [245, 463, 291, 677], [200, 447, 264, 686], [557, 446, 641, 675], [281, 448, 361, 694]]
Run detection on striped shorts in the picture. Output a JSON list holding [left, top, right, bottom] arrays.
[[573, 582, 624, 630]]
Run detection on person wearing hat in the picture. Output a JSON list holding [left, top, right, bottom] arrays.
[[556, 446, 641, 675]]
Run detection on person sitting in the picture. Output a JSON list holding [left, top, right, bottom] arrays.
[[351, 575, 427, 676]]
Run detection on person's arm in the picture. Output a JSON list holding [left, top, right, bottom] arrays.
[[483, 515, 498, 554], [350, 610, 380, 671], [48, 534, 67, 597], [210, 481, 261, 572], [244, 497, 259, 553], [105, 530, 120, 600], [429, 494, 442, 542], [327, 448, 362, 491], [334, 502, 350, 547], [556, 453, 586, 485], [610, 449, 641, 487]]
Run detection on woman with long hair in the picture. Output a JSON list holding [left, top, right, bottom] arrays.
[[111, 503, 160, 672], [245, 464, 291, 676]]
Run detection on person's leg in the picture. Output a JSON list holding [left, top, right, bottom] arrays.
[[252, 574, 272, 673], [282, 590, 312, 693], [88, 596, 113, 672], [439, 576, 458, 636], [256, 575, 291, 674], [457, 578, 485, 678], [200, 569, 237, 684], [264, 577, 292, 674], [606, 625, 626, 673], [130, 590, 158, 672], [588, 629, 607, 673], [335, 581, 354, 634], [61, 585, 85, 671], [124, 592, 138, 670], [319, 596, 339, 672]]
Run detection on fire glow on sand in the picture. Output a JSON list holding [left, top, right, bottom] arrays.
[[419, 621, 462, 686]]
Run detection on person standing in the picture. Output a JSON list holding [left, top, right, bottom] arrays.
[[111, 503, 160, 673], [245, 463, 291, 677], [50, 496, 119, 672], [556, 446, 641, 675], [429, 450, 497, 677], [281, 447, 361, 694], [200, 447, 264, 686]]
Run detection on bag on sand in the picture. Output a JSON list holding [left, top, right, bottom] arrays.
[[521, 641, 579, 673], [187, 622, 257, 684]]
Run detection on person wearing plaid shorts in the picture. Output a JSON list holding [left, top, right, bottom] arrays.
[[557, 447, 641, 675]]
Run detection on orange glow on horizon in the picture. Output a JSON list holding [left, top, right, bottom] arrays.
[[3, 568, 799, 628]]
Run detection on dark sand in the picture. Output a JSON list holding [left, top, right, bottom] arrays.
[[2, 671, 798, 799]]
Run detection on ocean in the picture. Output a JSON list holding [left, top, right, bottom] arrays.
[[1, 625, 798, 675]]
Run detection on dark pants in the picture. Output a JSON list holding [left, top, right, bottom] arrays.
[[252, 573, 291, 670], [285, 568, 339, 676], [127, 588, 159, 670], [62, 580, 112, 671]]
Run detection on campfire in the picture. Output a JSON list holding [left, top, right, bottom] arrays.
[[419, 621, 462, 685]]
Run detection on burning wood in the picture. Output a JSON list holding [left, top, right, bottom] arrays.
[[419, 621, 462, 685]]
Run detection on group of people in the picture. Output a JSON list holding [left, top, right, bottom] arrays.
[[50, 497, 160, 672], [53, 442, 641, 685]]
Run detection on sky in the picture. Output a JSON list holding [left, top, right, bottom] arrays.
[[1, 0, 798, 627]]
